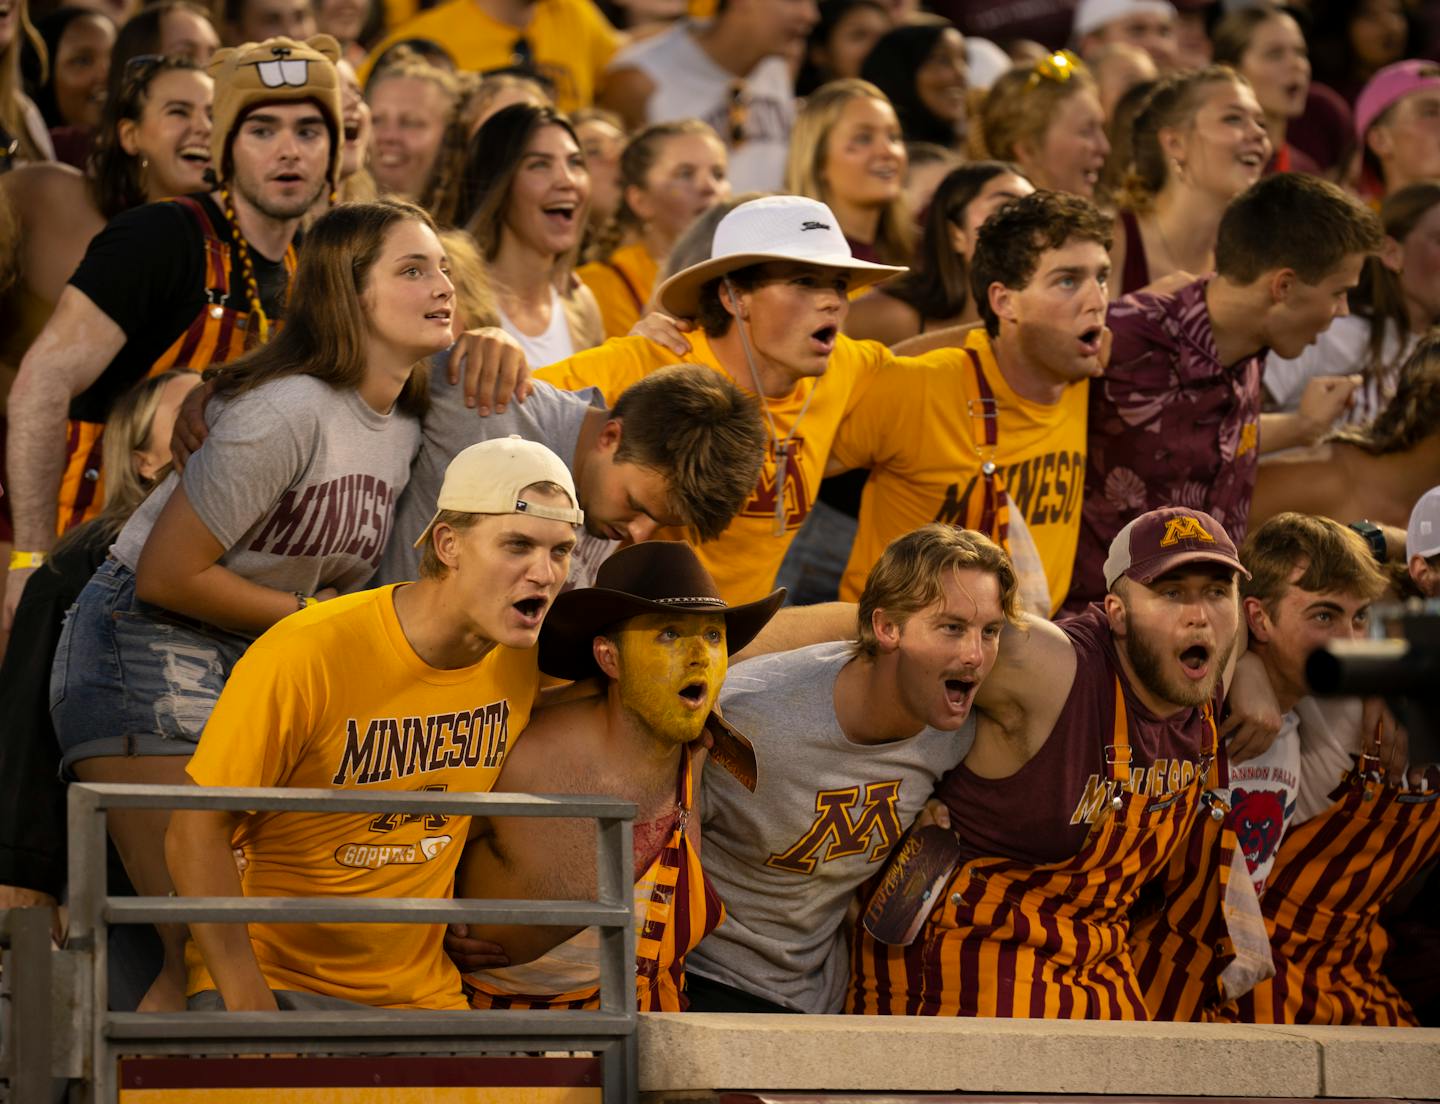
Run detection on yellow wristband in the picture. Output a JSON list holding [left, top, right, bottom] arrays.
[[9, 551, 47, 570], [304, 595, 319, 608]]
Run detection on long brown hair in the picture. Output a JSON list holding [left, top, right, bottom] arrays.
[[882, 160, 1026, 323], [459, 103, 584, 263], [1352, 181, 1440, 376], [89, 56, 206, 220], [211, 199, 432, 416], [2, 0, 47, 161], [786, 79, 914, 265], [1329, 334, 1440, 456]]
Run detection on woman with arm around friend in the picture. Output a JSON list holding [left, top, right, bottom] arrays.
[[48, 198, 454, 1010]]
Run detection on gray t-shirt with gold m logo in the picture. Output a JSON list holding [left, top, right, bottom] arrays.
[[691, 642, 973, 1013]]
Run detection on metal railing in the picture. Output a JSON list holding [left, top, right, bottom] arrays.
[[1, 782, 637, 1103]]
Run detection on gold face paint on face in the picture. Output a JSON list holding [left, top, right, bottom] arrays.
[[612, 611, 727, 745]]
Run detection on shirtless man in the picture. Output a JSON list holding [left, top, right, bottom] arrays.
[[454, 540, 783, 1010]]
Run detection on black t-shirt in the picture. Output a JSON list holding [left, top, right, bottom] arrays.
[[67, 192, 290, 424]]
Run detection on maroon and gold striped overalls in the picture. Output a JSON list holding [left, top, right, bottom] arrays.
[[848, 679, 1217, 1019], [1222, 757, 1440, 1025], [467, 748, 724, 1012], [56, 196, 296, 533], [1129, 771, 1274, 1020]]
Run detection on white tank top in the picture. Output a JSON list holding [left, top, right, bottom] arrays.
[[606, 20, 794, 193], [496, 285, 576, 369]]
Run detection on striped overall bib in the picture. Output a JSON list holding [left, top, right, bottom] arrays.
[[848, 678, 1217, 1019], [1129, 767, 1274, 1021], [1223, 757, 1440, 1025], [58, 196, 296, 532], [467, 748, 724, 1012]]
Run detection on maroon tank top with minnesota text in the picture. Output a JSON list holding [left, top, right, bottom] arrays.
[[936, 604, 1215, 866]]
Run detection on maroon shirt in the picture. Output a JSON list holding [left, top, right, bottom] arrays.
[[937, 604, 1215, 867], [1062, 277, 1264, 614]]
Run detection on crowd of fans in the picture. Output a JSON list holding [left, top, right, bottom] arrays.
[[0, 0, 1437, 1030]]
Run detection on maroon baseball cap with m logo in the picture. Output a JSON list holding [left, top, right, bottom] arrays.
[[1103, 507, 1250, 592]]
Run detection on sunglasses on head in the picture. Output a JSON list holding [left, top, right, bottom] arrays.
[[1025, 49, 1085, 93], [124, 52, 166, 75], [726, 80, 747, 147]]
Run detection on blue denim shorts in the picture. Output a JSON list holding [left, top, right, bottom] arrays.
[[50, 560, 252, 772]]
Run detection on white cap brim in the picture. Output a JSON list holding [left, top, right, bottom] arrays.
[[656, 251, 906, 320]]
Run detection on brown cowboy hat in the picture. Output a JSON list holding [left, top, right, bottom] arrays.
[[539, 541, 786, 681]]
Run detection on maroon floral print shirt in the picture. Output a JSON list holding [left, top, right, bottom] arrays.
[[1063, 277, 1264, 614]]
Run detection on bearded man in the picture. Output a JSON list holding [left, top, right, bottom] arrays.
[[850, 506, 1256, 1019]]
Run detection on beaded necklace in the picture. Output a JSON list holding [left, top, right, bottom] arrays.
[[218, 187, 274, 342]]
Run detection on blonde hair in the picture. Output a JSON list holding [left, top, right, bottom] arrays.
[[1119, 65, 1250, 212], [53, 371, 196, 554], [978, 61, 1099, 166], [417, 481, 574, 579], [786, 79, 914, 266], [855, 524, 1021, 658], [367, 51, 465, 224], [437, 227, 498, 330]]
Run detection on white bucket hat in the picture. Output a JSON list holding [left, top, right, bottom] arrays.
[[654, 195, 906, 319]]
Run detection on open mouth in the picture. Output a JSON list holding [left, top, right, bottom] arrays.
[[542, 203, 577, 224], [677, 681, 707, 709], [272, 171, 303, 184], [425, 308, 452, 323], [810, 324, 838, 352], [178, 145, 210, 166], [1078, 326, 1103, 355], [344, 122, 360, 142], [1237, 150, 1265, 168], [943, 677, 976, 711], [513, 596, 546, 623], [1179, 644, 1210, 680]]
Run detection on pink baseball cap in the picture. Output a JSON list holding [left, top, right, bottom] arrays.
[[1355, 59, 1440, 141], [1103, 507, 1249, 592]]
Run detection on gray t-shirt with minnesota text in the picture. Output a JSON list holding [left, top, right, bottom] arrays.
[[113, 374, 419, 602], [690, 642, 974, 1013]]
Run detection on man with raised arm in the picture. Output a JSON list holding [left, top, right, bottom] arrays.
[[685, 525, 1016, 1013], [5, 36, 342, 628], [851, 507, 1254, 1019]]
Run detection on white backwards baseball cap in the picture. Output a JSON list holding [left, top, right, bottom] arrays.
[[1406, 486, 1440, 560], [412, 436, 584, 549], [1073, 0, 1177, 37], [654, 195, 906, 319]]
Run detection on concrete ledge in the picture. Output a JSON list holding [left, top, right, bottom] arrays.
[[638, 1014, 1331, 1096], [1265, 1025, 1440, 1098]]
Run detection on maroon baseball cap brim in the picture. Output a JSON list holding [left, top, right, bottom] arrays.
[[1102, 507, 1249, 592], [1122, 549, 1250, 587]]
